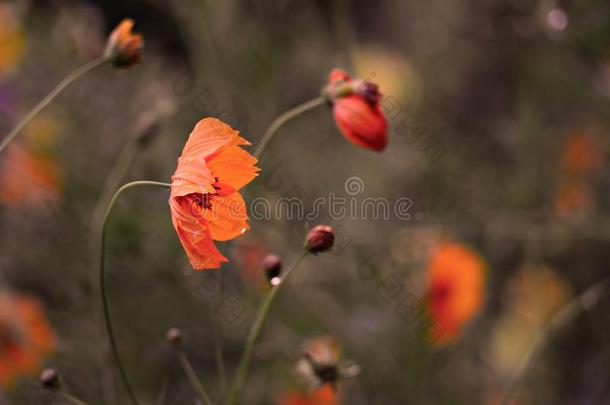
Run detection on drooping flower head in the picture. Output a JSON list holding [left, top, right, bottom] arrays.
[[104, 19, 144, 68], [324, 69, 388, 152], [426, 241, 485, 346], [0, 291, 56, 387], [170, 118, 259, 270], [295, 336, 359, 392]]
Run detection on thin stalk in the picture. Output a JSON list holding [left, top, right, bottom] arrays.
[[0, 57, 108, 153], [498, 276, 610, 405], [90, 132, 141, 405], [99, 180, 171, 405], [253, 97, 325, 159], [226, 251, 309, 405], [59, 389, 90, 405], [177, 350, 215, 405]]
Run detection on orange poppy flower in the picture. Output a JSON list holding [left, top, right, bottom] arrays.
[[426, 241, 485, 346], [326, 69, 388, 152], [0, 144, 61, 208], [0, 291, 56, 387], [170, 118, 259, 270], [277, 384, 338, 405], [104, 19, 144, 68], [559, 131, 601, 175]]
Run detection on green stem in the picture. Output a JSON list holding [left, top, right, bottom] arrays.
[[226, 251, 309, 405], [0, 56, 108, 154], [498, 276, 610, 405], [253, 97, 326, 159], [99, 180, 171, 405], [59, 390, 90, 405], [177, 350, 215, 405]]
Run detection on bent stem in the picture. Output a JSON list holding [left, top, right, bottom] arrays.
[[99, 180, 171, 405], [176, 350, 215, 405], [253, 97, 326, 159], [0, 56, 108, 154], [498, 276, 610, 405], [226, 251, 309, 405]]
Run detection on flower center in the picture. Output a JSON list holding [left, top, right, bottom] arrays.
[[192, 193, 214, 210]]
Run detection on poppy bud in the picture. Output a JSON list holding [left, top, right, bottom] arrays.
[[324, 69, 388, 152], [104, 19, 144, 68], [40, 368, 60, 389], [165, 327, 183, 348], [262, 253, 282, 285], [333, 96, 387, 151], [306, 225, 335, 254]]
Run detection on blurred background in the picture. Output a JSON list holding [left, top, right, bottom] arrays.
[[1, 0, 610, 404]]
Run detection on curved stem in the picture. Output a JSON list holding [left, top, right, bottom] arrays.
[[253, 97, 325, 159], [498, 276, 610, 405], [226, 251, 309, 405], [99, 180, 171, 405], [177, 350, 215, 405], [0, 56, 108, 154]]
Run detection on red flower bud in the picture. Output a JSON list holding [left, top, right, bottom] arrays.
[[325, 69, 388, 152], [104, 19, 144, 68], [40, 368, 60, 389], [306, 225, 335, 253], [165, 327, 183, 348], [262, 253, 282, 283], [333, 95, 387, 152]]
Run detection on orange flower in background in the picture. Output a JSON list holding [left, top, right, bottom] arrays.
[[559, 131, 601, 176], [104, 19, 144, 68], [277, 384, 338, 405], [426, 241, 485, 346], [0, 144, 61, 208], [170, 118, 259, 270], [0, 291, 56, 387], [326, 69, 388, 152]]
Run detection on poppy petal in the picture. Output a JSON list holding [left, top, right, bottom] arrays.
[[203, 191, 249, 241], [206, 145, 259, 192]]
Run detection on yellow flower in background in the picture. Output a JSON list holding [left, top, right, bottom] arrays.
[[488, 265, 571, 375], [0, 5, 25, 73], [354, 45, 420, 105]]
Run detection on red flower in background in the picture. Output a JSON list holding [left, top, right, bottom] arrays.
[[170, 118, 259, 270], [426, 241, 485, 346], [277, 384, 338, 405], [0, 291, 56, 387], [326, 69, 388, 152]]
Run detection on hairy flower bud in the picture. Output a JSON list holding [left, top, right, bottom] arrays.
[[165, 327, 183, 348], [40, 368, 60, 389], [262, 253, 282, 284], [306, 225, 335, 253], [104, 19, 144, 68]]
